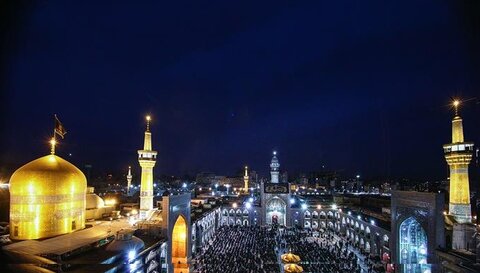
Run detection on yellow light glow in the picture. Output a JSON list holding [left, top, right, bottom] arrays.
[[317, 205, 322, 209], [146, 115, 151, 121], [453, 100, 460, 108], [232, 203, 237, 208], [104, 198, 117, 206]]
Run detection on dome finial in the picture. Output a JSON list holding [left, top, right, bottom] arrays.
[[50, 138, 56, 155]]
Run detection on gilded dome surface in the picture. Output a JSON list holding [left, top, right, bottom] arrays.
[[9, 154, 87, 240], [86, 193, 105, 209]]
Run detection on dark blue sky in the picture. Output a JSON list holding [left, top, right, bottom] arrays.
[[1, 1, 479, 180]]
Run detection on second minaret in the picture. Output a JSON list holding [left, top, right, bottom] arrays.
[[138, 115, 157, 219]]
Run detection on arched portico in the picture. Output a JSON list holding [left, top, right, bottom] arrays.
[[172, 215, 188, 273]]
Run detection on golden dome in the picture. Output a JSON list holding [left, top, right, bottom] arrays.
[[281, 253, 301, 263], [86, 193, 105, 209], [9, 154, 87, 240], [284, 263, 304, 273]]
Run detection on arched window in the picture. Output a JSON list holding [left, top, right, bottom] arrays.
[[319, 211, 326, 219], [365, 242, 371, 253], [243, 219, 249, 226], [223, 209, 228, 216], [312, 221, 318, 229], [312, 211, 318, 219], [399, 217, 428, 265], [304, 221, 311, 228], [304, 210, 311, 218]]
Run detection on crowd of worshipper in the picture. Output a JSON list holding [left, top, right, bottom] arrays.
[[278, 227, 361, 273], [193, 225, 280, 273], [337, 232, 386, 273]]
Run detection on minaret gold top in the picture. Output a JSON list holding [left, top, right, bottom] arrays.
[[146, 115, 151, 132], [144, 115, 152, 151], [451, 100, 464, 143]]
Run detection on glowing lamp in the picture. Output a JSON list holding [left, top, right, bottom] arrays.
[[128, 250, 136, 260], [301, 203, 308, 210], [246, 203, 252, 209]]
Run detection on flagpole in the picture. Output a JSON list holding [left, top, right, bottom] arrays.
[[51, 114, 57, 155]]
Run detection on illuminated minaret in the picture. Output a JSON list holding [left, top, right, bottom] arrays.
[[138, 115, 157, 219], [444, 100, 474, 223], [270, 151, 280, 183], [126, 166, 132, 196], [243, 166, 249, 192]]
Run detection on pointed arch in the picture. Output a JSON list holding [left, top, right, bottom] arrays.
[[172, 215, 188, 270], [399, 217, 428, 265]]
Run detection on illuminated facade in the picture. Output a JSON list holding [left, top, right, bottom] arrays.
[[243, 166, 249, 192], [443, 102, 474, 223], [9, 154, 87, 240], [391, 191, 445, 273], [138, 115, 157, 219], [260, 151, 292, 226]]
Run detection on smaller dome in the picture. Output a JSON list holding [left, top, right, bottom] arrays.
[[284, 264, 303, 273], [86, 193, 105, 209], [106, 229, 144, 253]]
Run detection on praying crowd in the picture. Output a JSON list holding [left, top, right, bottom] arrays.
[[279, 228, 361, 273], [193, 225, 383, 273], [193, 225, 280, 273]]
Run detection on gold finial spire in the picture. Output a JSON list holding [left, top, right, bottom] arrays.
[[146, 115, 151, 132], [50, 138, 56, 155], [453, 99, 460, 116]]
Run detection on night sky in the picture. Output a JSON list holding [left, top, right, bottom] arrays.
[[0, 1, 479, 180]]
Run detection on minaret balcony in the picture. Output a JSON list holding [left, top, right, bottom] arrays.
[[443, 142, 474, 153]]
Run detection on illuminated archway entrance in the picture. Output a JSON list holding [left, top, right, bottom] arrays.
[[399, 217, 430, 273], [266, 197, 286, 226], [172, 215, 188, 273]]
